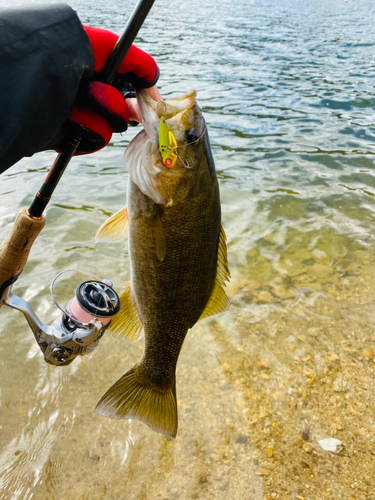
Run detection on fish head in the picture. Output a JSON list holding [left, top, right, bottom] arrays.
[[124, 89, 209, 206]]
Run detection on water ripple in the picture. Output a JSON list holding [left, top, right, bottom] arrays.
[[2, 0, 375, 498]]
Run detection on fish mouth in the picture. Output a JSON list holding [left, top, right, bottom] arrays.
[[136, 89, 197, 140], [125, 90, 205, 206], [136, 89, 200, 171]]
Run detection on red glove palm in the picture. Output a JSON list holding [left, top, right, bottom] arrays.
[[63, 25, 159, 155]]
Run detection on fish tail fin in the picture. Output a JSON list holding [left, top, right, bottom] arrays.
[[95, 367, 178, 438]]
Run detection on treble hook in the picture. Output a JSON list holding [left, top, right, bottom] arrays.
[[175, 151, 191, 169]]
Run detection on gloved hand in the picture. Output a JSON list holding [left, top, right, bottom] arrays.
[[39, 25, 159, 156]]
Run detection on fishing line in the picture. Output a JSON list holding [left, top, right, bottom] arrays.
[[50, 269, 109, 327], [174, 127, 207, 169], [173, 124, 207, 169], [157, 100, 207, 169]]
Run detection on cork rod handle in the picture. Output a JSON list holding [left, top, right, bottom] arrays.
[[0, 209, 46, 291]]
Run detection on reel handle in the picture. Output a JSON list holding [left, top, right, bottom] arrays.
[[0, 209, 46, 295]]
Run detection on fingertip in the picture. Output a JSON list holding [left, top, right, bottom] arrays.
[[146, 85, 163, 102], [126, 98, 142, 124]]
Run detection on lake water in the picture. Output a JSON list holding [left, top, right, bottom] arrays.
[[1, 0, 375, 498]]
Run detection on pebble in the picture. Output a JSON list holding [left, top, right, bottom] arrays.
[[258, 291, 273, 303], [256, 469, 271, 476], [310, 263, 332, 278], [318, 438, 343, 453], [303, 443, 313, 453]]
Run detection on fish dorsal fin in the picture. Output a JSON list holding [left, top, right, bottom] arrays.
[[153, 209, 166, 262], [95, 207, 129, 242], [199, 226, 230, 320], [108, 283, 143, 341]]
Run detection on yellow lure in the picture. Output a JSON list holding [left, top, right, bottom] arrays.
[[159, 116, 178, 169]]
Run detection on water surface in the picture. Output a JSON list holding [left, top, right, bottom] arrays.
[[1, 0, 375, 498]]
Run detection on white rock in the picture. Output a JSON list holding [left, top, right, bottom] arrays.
[[318, 438, 343, 453]]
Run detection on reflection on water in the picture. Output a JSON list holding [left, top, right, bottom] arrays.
[[1, 0, 375, 498]]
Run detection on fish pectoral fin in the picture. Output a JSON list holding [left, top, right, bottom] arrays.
[[199, 226, 231, 320], [95, 367, 178, 439], [95, 207, 129, 242], [153, 209, 166, 262], [108, 284, 143, 341]]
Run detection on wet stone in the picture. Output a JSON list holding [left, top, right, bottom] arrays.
[[257, 290, 273, 303], [303, 444, 313, 453], [235, 435, 249, 444], [256, 468, 271, 476]]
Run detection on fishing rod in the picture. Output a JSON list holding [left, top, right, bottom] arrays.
[[0, 0, 156, 366]]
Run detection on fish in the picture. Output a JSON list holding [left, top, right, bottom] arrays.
[[95, 89, 230, 438]]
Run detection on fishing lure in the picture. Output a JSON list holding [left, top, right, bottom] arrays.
[[159, 116, 178, 169]]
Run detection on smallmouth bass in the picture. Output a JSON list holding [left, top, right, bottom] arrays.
[[95, 90, 230, 437]]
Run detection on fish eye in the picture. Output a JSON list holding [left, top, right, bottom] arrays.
[[185, 129, 199, 144]]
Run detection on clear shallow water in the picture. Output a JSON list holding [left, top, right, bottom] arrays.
[[1, 0, 375, 498]]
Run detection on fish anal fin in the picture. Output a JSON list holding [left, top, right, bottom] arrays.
[[108, 284, 143, 341], [95, 367, 178, 438], [200, 226, 230, 320], [95, 207, 129, 242]]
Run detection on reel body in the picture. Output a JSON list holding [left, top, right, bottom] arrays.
[[0, 271, 120, 366]]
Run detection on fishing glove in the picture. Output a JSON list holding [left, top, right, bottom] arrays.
[[38, 25, 159, 155]]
